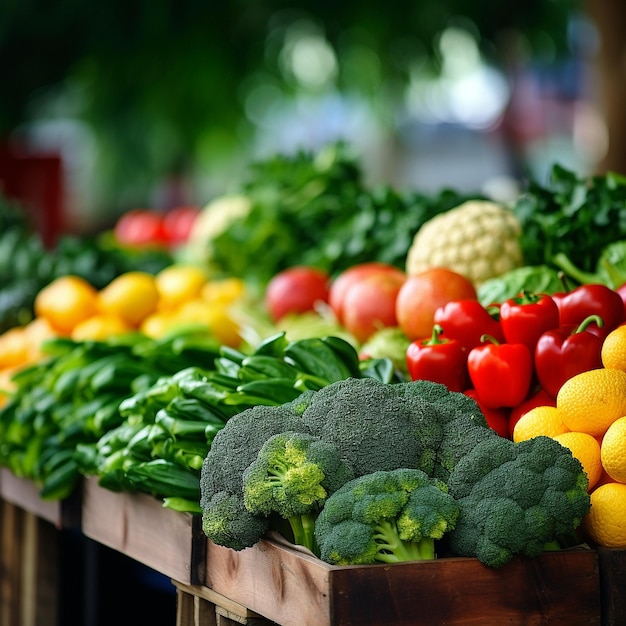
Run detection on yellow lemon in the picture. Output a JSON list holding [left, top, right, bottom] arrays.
[[34, 275, 99, 335], [553, 431, 603, 491], [512, 405, 569, 443], [583, 482, 626, 548], [98, 271, 160, 327], [600, 415, 626, 483], [71, 314, 134, 341], [155, 264, 208, 311], [556, 368, 626, 438], [601, 324, 626, 370]]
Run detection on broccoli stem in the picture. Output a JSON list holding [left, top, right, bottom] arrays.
[[373, 520, 434, 563], [288, 512, 319, 555]]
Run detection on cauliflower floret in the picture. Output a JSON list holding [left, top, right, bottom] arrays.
[[405, 200, 524, 286]]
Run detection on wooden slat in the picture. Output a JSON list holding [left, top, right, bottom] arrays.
[[82, 477, 201, 584], [204, 537, 602, 626]]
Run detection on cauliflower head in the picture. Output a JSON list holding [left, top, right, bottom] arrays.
[[405, 200, 523, 286]]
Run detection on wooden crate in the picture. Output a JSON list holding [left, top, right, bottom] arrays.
[[173, 580, 276, 626], [203, 536, 602, 626], [0, 467, 81, 529], [81, 476, 205, 585]]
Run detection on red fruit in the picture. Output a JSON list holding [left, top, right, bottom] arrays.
[[329, 262, 405, 325], [396, 268, 478, 341], [264, 266, 330, 322], [341, 270, 406, 343]]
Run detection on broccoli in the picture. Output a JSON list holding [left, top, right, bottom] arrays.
[[242, 431, 354, 553], [445, 436, 591, 569], [314, 468, 460, 565], [200, 377, 495, 553]]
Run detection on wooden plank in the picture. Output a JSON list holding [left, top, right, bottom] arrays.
[[82, 477, 201, 584], [0, 468, 80, 529], [204, 538, 601, 626], [598, 547, 626, 626], [0, 502, 59, 626]]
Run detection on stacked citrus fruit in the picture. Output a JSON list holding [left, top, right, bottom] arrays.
[[513, 323, 626, 549], [31, 265, 247, 347], [0, 265, 247, 404]]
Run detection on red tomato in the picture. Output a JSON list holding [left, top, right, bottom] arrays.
[[329, 262, 405, 325], [396, 268, 477, 341], [162, 205, 201, 247], [114, 209, 167, 247], [264, 266, 330, 322], [341, 270, 407, 343]]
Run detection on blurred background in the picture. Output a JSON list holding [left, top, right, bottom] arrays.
[[0, 0, 624, 240]]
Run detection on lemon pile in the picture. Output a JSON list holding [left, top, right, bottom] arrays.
[[513, 324, 626, 550]]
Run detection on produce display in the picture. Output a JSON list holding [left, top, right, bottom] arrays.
[[1, 146, 626, 581]]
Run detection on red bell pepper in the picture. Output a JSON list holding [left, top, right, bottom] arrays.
[[467, 335, 533, 409], [406, 324, 467, 392], [534, 314, 604, 399], [499, 291, 560, 353], [433, 299, 504, 352], [553, 283, 624, 339], [463, 388, 511, 438]]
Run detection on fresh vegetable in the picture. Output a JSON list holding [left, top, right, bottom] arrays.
[[395, 268, 477, 341], [405, 200, 523, 285], [200, 377, 494, 554], [553, 283, 624, 340], [329, 262, 404, 325], [341, 269, 406, 343], [77, 333, 395, 511], [264, 266, 330, 322], [467, 336, 533, 409], [358, 327, 411, 377], [446, 435, 591, 569], [477, 265, 564, 307], [314, 468, 459, 565], [242, 431, 354, 553], [512, 165, 626, 275], [405, 325, 467, 392], [499, 291, 560, 353], [185, 143, 479, 288], [433, 299, 504, 352], [534, 316, 604, 399]]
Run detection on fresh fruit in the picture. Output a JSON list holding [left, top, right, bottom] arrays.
[[600, 323, 626, 370], [341, 270, 406, 343], [553, 431, 603, 491], [329, 262, 405, 325], [98, 271, 160, 327], [71, 313, 134, 341], [264, 266, 330, 322], [584, 482, 626, 548], [113, 209, 167, 247], [600, 415, 626, 483], [34, 275, 99, 335], [512, 405, 569, 443], [556, 368, 626, 437], [155, 264, 208, 311], [161, 205, 201, 248], [395, 268, 477, 341]]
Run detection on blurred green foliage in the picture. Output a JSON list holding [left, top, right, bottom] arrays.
[[1, 0, 580, 207]]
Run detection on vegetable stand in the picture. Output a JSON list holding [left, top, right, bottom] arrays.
[[1, 470, 625, 625]]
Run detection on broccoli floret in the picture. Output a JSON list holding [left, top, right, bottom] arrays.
[[200, 398, 311, 550], [315, 468, 460, 565], [201, 491, 269, 552], [445, 436, 591, 569], [242, 432, 354, 553]]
